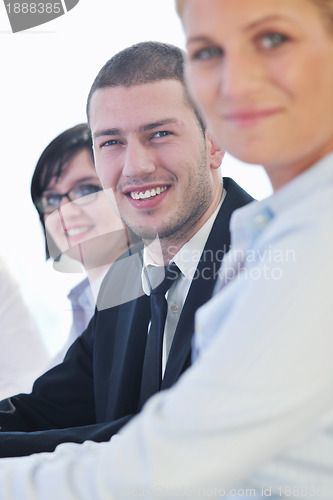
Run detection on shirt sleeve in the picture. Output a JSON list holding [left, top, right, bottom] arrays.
[[0, 212, 332, 499]]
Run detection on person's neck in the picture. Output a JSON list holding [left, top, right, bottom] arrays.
[[85, 264, 112, 304], [86, 264, 111, 284], [144, 184, 223, 266]]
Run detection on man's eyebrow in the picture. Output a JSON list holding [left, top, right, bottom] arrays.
[[140, 119, 178, 132], [93, 128, 121, 140], [93, 119, 178, 140]]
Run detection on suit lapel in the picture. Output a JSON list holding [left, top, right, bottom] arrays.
[[105, 293, 151, 419], [102, 246, 151, 418], [162, 178, 254, 388]]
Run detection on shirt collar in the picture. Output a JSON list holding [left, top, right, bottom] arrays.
[[67, 278, 90, 303], [229, 151, 333, 241]]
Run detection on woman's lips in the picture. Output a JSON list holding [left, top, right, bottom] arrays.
[[64, 225, 94, 244], [223, 108, 281, 128]]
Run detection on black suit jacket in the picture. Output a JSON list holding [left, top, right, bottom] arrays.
[[0, 178, 253, 457]]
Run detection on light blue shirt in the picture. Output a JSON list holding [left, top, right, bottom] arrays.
[[48, 278, 95, 368], [0, 155, 332, 499]]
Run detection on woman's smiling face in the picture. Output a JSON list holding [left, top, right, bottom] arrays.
[[181, 0, 333, 189], [44, 148, 125, 267]]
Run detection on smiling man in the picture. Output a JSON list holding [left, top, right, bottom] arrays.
[[0, 41, 253, 458], [89, 79, 221, 260]]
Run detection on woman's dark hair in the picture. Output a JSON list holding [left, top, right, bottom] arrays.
[[31, 123, 93, 260]]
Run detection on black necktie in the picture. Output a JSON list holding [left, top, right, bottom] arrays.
[[139, 263, 180, 408]]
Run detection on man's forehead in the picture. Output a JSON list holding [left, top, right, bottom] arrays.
[[89, 81, 192, 135], [89, 80, 186, 114]]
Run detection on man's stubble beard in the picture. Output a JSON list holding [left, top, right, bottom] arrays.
[[120, 148, 214, 249]]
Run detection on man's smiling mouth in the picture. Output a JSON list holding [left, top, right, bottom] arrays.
[[129, 186, 168, 200]]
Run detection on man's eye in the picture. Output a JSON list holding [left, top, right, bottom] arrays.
[[260, 33, 289, 49], [191, 46, 223, 61], [100, 139, 120, 148], [153, 131, 171, 139]]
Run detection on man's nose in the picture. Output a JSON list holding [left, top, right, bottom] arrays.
[[122, 139, 156, 177]]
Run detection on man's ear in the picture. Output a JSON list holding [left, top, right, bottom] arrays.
[[205, 132, 225, 169]]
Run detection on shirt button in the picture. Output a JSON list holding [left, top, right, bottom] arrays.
[[170, 304, 179, 313], [254, 213, 269, 228]]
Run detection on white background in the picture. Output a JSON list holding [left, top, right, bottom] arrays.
[[0, 0, 272, 354]]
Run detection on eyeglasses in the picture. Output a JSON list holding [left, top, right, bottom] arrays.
[[37, 184, 103, 214]]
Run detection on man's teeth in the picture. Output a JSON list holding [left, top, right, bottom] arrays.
[[130, 186, 168, 200], [67, 226, 91, 236]]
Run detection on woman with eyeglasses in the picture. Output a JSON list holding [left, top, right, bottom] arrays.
[[31, 123, 131, 366]]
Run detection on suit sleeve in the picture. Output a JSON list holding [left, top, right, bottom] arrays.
[[0, 318, 96, 433], [0, 277, 146, 458], [0, 416, 133, 457], [0, 312, 135, 457]]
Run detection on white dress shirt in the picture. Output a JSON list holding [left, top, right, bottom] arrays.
[[142, 190, 225, 375], [0, 156, 332, 500]]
